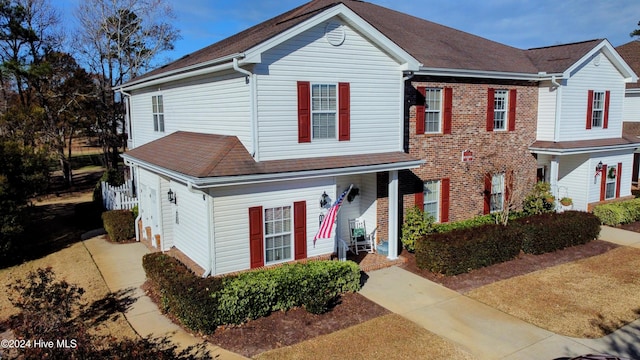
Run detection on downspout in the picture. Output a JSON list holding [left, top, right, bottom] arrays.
[[551, 75, 562, 143], [401, 72, 414, 153], [233, 58, 259, 160]]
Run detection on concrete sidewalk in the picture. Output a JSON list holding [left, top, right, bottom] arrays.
[[82, 236, 247, 360], [360, 231, 640, 359]]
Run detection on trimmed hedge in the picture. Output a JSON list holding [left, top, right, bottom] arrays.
[[101, 210, 135, 242], [416, 224, 523, 275], [516, 211, 601, 254], [142, 253, 361, 333], [415, 211, 600, 275], [593, 198, 640, 226]]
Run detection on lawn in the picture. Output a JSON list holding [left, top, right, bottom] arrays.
[[466, 246, 640, 338], [254, 314, 477, 360]]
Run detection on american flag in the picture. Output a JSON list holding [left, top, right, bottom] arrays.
[[313, 188, 349, 244]]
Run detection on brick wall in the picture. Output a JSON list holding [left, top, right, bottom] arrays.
[[403, 76, 539, 222]]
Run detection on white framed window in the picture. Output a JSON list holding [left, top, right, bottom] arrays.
[[423, 180, 440, 222], [264, 206, 292, 264], [424, 88, 442, 133], [490, 173, 505, 212], [152, 95, 165, 132], [311, 84, 337, 139], [493, 90, 508, 131], [591, 91, 605, 128]]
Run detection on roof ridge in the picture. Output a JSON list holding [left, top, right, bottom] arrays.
[[199, 136, 246, 177], [526, 39, 602, 51]]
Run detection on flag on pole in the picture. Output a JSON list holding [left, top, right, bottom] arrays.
[[314, 187, 350, 244]]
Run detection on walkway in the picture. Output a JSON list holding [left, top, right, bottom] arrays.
[[359, 226, 640, 360], [82, 236, 247, 360]]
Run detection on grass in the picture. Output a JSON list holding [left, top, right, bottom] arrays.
[[466, 246, 640, 338], [0, 241, 138, 340], [254, 314, 477, 360]]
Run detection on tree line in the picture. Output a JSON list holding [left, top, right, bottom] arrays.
[[0, 0, 178, 263]]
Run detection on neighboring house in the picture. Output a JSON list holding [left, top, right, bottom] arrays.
[[116, 0, 638, 276], [616, 40, 640, 184]]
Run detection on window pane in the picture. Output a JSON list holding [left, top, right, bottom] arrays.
[[423, 180, 440, 222], [490, 173, 504, 212], [606, 181, 615, 199], [493, 90, 508, 130]]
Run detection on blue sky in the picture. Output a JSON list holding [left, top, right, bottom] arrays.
[[55, 0, 640, 66]]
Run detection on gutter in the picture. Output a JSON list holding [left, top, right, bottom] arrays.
[[122, 153, 424, 189], [416, 67, 549, 81], [115, 53, 244, 92], [529, 143, 640, 155]]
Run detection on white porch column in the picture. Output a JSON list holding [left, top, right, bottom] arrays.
[[549, 155, 560, 199], [388, 170, 399, 260]]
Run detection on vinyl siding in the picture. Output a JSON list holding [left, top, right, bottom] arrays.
[[557, 52, 626, 141], [585, 151, 634, 205], [536, 83, 557, 141], [137, 168, 161, 239], [128, 71, 251, 149], [623, 93, 640, 122], [172, 181, 210, 270], [159, 177, 174, 250], [336, 173, 377, 243], [255, 19, 403, 160], [557, 154, 590, 211], [211, 178, 334, 276]]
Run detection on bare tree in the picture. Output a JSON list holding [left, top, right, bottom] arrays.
[[73, 0, 179, 169]]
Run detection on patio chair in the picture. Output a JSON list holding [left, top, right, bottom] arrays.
[[348, 218, 376, 255]]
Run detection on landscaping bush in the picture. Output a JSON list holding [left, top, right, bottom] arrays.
[[400, 206, 433, 252], [142, 253, 361, 333], [516, 211, 600, 254], [593, 198, 640, 226], [522, 181, 556, 215], [415, 224, 523, 275], [101, 210, 135, 242], [143, 253, 222, 333]]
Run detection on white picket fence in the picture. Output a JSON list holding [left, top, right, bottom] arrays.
[[102, 180, 138, 211]]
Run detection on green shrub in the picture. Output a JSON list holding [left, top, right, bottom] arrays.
[[516, 211, 600, 254], [142, 253, 361, 333], [593, 198, 640, 226], [432, 213, 495, 233], [401, 206, 433, 252], [101, 210, 135, 242], [522, 181, 556, 215], [415, 224, 523, 275]]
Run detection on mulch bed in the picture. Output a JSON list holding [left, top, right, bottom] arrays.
[[399, 240, 619, 293], [143, 236, 626, 357]]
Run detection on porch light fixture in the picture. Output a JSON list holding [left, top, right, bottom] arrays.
[[595, 161, 603, 176], [167, 189, 177, 204], [320, 192, 329, 208]]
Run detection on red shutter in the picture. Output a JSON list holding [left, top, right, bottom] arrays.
[[443, 87, 452, 135], [603, 90, 611, 129], [508, 89, 517, 131], [440, 178, 450, 223], [586, 90, 594, 130], [483, 173, 492, 214], [416, 86, 426, 135], [248, 206, 264, 269], [616, 163, 622, 198], [486, 88, 495, 131], [600, 164, 607, 201], [338, 82, 350, 141], [293, 201, 307, 260], [415, 186, 424, 211], [297, 81, 311, 143]]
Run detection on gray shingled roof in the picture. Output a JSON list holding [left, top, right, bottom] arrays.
[[127, 0, 605, 86]]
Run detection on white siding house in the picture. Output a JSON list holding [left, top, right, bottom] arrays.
[[530, 40, 638, 211]]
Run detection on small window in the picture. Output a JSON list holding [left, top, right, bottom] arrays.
[[264, 206, 292, 264], [423, 180, 440, 222], [424, 89, 442, 133], [152, 95, 165, 132], [490, 173, 504, 212], [493, 90, 508, 131], [591, 91, 605, 128], [311, 84, 337, 139]]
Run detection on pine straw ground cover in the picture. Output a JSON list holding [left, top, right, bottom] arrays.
[[466, 246, 640, 338], [254, 314, 476, 360]]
